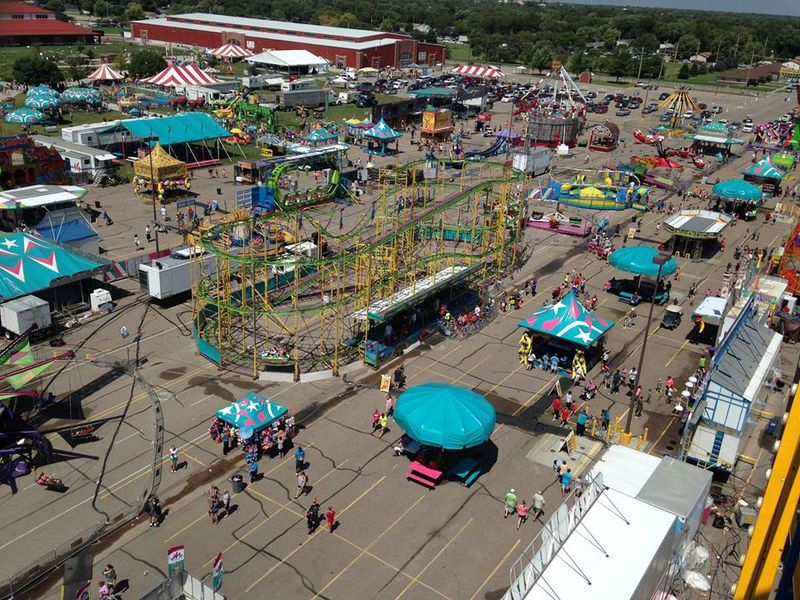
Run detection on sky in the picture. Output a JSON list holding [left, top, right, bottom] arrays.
[[555, 0, 800, 17]]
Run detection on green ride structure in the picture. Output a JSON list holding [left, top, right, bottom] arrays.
[[192, 159, 528, 380]]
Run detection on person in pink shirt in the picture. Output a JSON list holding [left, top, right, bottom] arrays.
[[516, 501, 528, 531]]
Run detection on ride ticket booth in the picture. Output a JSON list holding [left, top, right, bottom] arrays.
[[419, 108, 454, 143]]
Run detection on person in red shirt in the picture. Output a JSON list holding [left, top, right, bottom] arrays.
[[516, 501, 529, 531], [326, 507, 336, 533], [371, 409, 381, 434], [560, 406, 570, 426], [552, 397, 561, 421]]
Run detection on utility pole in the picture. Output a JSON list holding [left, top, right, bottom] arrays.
[[636, 47, 645, 81]]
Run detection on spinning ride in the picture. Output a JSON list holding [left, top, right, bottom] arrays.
[[658, 87, 701, 131], [192, 160, 526, 380]]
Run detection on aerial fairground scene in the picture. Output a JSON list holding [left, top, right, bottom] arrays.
[[1, 0, 800, 597]]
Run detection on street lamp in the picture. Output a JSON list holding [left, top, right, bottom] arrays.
[[145, 133, 160, 255], [625, 252, 671, 434]]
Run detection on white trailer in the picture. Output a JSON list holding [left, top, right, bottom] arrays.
[[139, 247, 216, 300], [0, 295, 51, 336]]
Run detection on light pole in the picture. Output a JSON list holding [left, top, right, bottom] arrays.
[[146, 133, 160, 256], [625, 252, 671, 434]]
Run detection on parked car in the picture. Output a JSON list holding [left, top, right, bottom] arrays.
[[659, 92, 670, 101], [698, 102, 707, 109], [711, 105, 723, 114], [615, 109, 631, 117], [659, 114, 671, 122], [742, 123, 754, 133], [595, 104, 608, 114]]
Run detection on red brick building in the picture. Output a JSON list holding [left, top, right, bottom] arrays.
[[130, 13, 445, 70], [0, 1, 98, 46]]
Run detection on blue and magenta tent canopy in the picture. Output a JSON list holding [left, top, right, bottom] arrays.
[[4, 107, 44, 124], [393, 383, 495, 449], [712, 178, 762, 201], [304, 127, 336, 142], [24, 95, 59, 110], [741, 157, 785, 181], [215, 392, 287, 434], [364, 118, 402, 140], [518, 291, 614, 347], [608, 245, 678, 278]]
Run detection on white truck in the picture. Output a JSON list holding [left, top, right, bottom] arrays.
[[277, 89, 336, 109]]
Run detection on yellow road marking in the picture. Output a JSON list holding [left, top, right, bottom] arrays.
[[394, 518, 473, 600], [204, 458, 350, 565], [164, 452, 298, 543], [665, 338, 691, 368], [244, 475, 386, 592], [648, 416, 676, 454], [331, 532, 456, 600], [469, 539, 521, 600], [311, 494, 427, 599]]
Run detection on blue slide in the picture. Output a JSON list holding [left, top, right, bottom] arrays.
[[464, 137, 506, 159]]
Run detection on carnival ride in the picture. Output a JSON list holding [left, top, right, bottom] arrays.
[[538, 169, 648, 210], [778, 219, 800, 295], [657, 87, 701, 131], [192, 160, 526, 379], [511, 63, 587, 148]]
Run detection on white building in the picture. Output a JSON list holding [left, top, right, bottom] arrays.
[[246, 49, 329, 75], [33, 135, 117, 182]]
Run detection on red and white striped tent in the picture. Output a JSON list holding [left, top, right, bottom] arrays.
[[210, 43, 253, 59], [86, 63, 123, 82], [452, 64, 505, 78], [142, 63, 222, 87]]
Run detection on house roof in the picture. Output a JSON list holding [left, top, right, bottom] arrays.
[[0, 19, 94, 36], [0, 1, 51, 14]]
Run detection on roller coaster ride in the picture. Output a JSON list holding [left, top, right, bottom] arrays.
[[192, 159, 528, 380]]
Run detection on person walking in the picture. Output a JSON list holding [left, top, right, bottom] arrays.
[[101, 564, 117, 594], [208, 485, 220, 524], [563, 390, 573, 413], [222, 489, 231, 514], [634, 395, 644, 418], [371, 409, 381, 434], [559, 406, 570, 426], [516, 500, 528, 531], [601, 408, 611, 432], [306, 498, 320, 534], [169, 445, 178, 472], [504, 488, 517, 518], [296, 470, 309, 498], [551, 396, 561, 421], [531, 491, 546, 522], [249, 459, 259, 483], [378, 413, 389, 438], [145, 225, 152, 243], [610, 369, 621, 395], [294, 445, 306, 473], [385, 395, 394, 416], [146, 494, 162, 527], [326, 506, 336, 533], [575, 409, 589, 436], [134, 233, 140, 249], [560, 469, 573, 495]]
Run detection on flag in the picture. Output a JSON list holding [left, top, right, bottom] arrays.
[[7, 359, 55, 390], [0, 337, 33, 367], [212, 551, 223, 592], [75, 581, 91, 600], [167, 545, 185, 576]]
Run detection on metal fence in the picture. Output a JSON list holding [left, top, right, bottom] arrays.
[[503, 473, 606, 600]]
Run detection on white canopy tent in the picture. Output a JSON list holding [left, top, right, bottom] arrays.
[[246, 50, 329, 74]]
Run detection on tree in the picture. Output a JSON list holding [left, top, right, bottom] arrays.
[[65, 55, 89, 81], [528, 45, 553, 74], [677, 63, 691, 79], [127, 48, 166, 78], [639, 54, 663, 80], [608, 48, 632, 82], [93, 0, 109, 16], [632, 33, 659, 54], [125, 2, 144, 21], [45, 0, 64, 13], [12, 55, 64, 87], [676, 34, 700, 60], [569, 51, 592, 75]]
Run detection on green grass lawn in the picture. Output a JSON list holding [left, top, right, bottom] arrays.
[[0, 40, 141, 79], [445, 44, 472, 63]]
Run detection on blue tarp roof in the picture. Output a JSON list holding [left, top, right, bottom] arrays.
[[36, 219, 97, 244], [712, 179, 762, 201], [518, 291, 614, 347], [120, 113, 231, 146]]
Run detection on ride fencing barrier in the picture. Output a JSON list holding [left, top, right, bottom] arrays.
[[0, 501, 145, 600], [502, 473, 606, 600]]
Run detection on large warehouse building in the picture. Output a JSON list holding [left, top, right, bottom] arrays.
[[130, 13, 445, 70], [0, 1, 98, 46]]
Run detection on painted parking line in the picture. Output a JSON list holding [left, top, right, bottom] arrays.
[[394, 518, 473, 600], [310, 494, 427, 599], [244, 475, 386, 593], [330, 532, 456, 600], [648, 416, 677, 455], [201, 458, 350, 564], [468, 539, 521, 600]]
